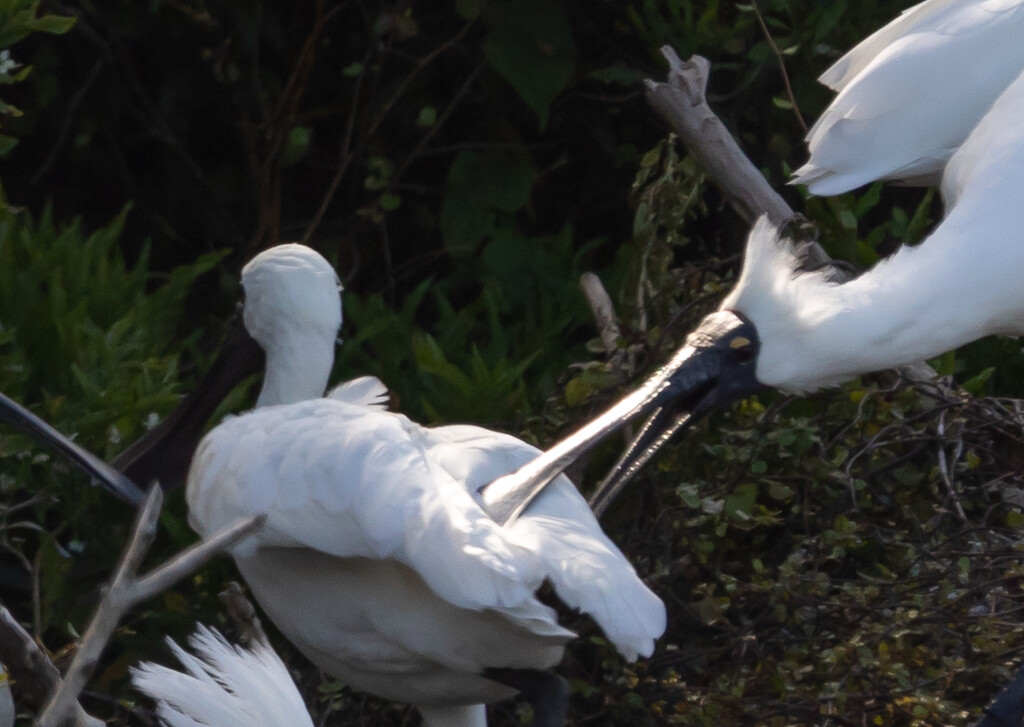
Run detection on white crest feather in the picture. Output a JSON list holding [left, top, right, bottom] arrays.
[[132, 625, 314, 727], [326, 375, 390, 409]]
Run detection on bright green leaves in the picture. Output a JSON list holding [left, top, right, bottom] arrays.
[[481, 0, 575, 129], [440, 148, 535, 256]]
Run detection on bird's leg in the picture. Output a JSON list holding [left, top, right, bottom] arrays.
[[484, 668, 570, 727]]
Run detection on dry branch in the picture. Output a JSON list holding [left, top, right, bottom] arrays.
[[579, 273, 623, 360], [23, 486, 264, 727], [218, 582, 270, 648], [0, 606, 100, 727]]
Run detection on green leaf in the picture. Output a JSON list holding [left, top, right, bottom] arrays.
[[0, 133, 17, 156], [440, 149, 535, 256], [481, 0, 575, 129], [26, 13, 75, 35], [455, 0, 484, 20], [416, 105, 436, 127], [279, 125, 312, 167]]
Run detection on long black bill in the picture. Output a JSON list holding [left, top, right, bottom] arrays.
[[111, 312, 265, 491], [0, 392, 146, 505], [478, 310, 764, 525]]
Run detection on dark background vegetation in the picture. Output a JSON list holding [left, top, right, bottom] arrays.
[[3, 0, 1024, 724]]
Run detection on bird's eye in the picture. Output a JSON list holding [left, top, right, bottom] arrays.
[[734, 345, 755, 363], [729, 336, 755, 362]]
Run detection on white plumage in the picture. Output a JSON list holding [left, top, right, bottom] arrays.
[[527, 0, 1024, 530], [726, 5, 1024, 393], [792, 0, 1024, 195], [186, 245, 665, 727], [132, 625, 314, 727]]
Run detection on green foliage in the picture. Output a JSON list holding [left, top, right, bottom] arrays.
[[440, 149, 536, 257], [3, 0, 1024, 725], [338, 224, 596, 427], [0, 0, 73, 157], [481, 0, 576, 129], [0, 205, 221, 666], [582, 382, 1024, 726], [0, 205, 223, 452]]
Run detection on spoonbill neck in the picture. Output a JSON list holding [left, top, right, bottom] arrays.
[[723, 212, 1024, 394], [255, 335, 335, 407]]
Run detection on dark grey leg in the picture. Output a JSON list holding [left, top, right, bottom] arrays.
[[484, 668, 569, 727]]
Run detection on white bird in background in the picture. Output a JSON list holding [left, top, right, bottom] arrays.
[[792, 0, 1024, 195], [160, 244, 665, 727], [132, 625, 314, 727]]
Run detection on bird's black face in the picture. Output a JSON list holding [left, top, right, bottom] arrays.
[[0, 391, 146, 505], [590, 309, 764, 514]]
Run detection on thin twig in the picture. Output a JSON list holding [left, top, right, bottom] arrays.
[[301, 21, 474, 246], [936, 409, 969, 524], [579, 273, 622, 357], [391, 64, 483, 185], [749, 0, 808, 134]]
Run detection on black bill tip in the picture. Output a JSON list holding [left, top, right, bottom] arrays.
[[590, 309, 764, 516]]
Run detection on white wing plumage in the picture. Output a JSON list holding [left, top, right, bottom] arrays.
[[188, 399, 665, 661], [326, 375, 390, 409], [188, 398, 545, 614], [131, 625, 314, 727], [793, 0, 1024, 195], [417, 424, 666, 660]]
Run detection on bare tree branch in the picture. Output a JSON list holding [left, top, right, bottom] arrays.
[[643, 50, 798, 231], [0, 605, 100, 727], [34, 486, 264, 727], [579, 273, 623, 359], [219, 582, 270, 648]]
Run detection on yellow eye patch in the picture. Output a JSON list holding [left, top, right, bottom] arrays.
[[730, 337, 752, 349]]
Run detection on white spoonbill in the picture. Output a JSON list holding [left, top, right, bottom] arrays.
[[132, 625, 315, 727], [480, 14, 1024, 516], [165, 244, 664, 727], [791, 0, 1024, 195]]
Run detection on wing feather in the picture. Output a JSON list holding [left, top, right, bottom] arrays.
[[793, 0, 1024, 194], [188, 399, 542, 612], [419, 423, 666, 661]]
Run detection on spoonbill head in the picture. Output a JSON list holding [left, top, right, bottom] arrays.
[[112, 243, 340, 491], [507, 25, 1024, 513], [238, 243, 342, 408]]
